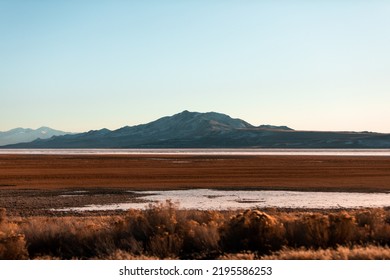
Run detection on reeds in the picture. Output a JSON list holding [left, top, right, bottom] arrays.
[[1, 204, 390, 259]]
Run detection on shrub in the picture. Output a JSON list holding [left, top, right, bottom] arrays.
[[284, 213, 329, 248], [328, 211, 356, 246], [118, 201, 183, 257], [0, 208, 28, 259], [180, 219, 220, 258], [20, 216, 117, 259], [219, 210, 285, 254], [355, 209, 390, 244]]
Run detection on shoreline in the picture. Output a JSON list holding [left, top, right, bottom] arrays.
[[1, 148, 390, 156]]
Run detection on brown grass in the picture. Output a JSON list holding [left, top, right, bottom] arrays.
[[1, 204, 390, 260]]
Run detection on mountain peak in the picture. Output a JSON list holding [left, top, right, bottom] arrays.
[[0, 127, 70, 146], [168, 110, 253, 129], [37, 126, 51, 130]]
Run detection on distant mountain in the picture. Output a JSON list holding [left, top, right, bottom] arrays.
[[2, 111, 390, 148], [0, 127, 70, 146]]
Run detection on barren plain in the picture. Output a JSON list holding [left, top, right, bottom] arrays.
[[1, 154, 390, 216], [1, 154, 390, 190]]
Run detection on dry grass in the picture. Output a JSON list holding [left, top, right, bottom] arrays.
[[114, 201, 223, 259], [261, 245, 390, 260], [1, 204, 390, 259], [0, 208, 28, 259], [19, 215, 120, 259]]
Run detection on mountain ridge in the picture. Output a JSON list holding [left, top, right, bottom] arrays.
[[0, 127, 70, 146], [2, 110, 390, 148]]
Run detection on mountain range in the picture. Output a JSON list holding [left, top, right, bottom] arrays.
[[0, 127, 69, 146], [1, 110, 390, 148]]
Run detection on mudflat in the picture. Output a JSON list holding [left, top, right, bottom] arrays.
[[1, 154, 390, 192]]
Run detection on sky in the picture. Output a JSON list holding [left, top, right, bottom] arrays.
[[1, 0, 389, 133]]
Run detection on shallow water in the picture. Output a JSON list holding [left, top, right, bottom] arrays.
[[2, 148, 390, 156], [53, 189, 390, 212]]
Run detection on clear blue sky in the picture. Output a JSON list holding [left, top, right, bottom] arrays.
[[1, 0, 389, 132]]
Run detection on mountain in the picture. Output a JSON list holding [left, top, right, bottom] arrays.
[[0, 127, 70, 146], [2, 110, 390, 148]]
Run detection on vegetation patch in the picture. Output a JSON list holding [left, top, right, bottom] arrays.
[[1, 204, 390, 259]]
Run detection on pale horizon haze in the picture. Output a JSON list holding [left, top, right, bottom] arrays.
[[1, 1, 389, 133]]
